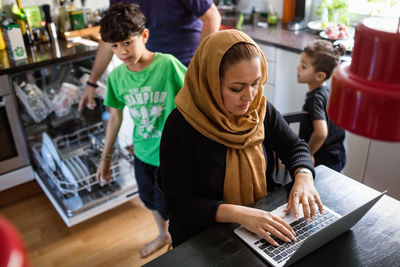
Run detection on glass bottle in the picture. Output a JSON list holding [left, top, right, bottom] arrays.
[[321, 7, 329, 29], [11, 2, 34, 46], [267, 3, 278, 25], [59, 0, 71, 32]]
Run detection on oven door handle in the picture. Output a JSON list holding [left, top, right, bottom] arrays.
[[0, 96, 5, 107]]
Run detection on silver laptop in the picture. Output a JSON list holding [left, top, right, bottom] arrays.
[[234, 191, 386, 267]]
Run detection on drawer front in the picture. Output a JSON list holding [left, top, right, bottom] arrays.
[[266, 61, 275, 84], [260, 44, 276, 62], [263, 82, 274, 104]]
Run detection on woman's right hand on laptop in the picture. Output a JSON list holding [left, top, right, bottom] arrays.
[[216, 204, 297, 246]]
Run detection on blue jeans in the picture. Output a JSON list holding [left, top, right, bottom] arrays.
[[134, 157, 168, 220]]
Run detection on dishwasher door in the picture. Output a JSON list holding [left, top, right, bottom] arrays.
[[32, 122, 139, 227]]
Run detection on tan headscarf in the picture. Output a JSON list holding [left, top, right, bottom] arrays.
[[175, 30, 268, 205]]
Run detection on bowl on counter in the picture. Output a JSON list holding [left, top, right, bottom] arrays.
[[333, 38, 355, 52], [307, 20, 328, 33], [318, 24, 355, 52]]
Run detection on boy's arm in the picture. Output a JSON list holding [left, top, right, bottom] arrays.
[[78, 41, 114, 112], [97, 107, 123, 184], [308, 119, 328, 156], [199, 3, 221, 42], [102, 107, 123, 156]]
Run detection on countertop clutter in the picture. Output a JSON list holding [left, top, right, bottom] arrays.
[[0, 38, 98, 75], [241, 23, 320, 53], [0, 22, 321, 74]]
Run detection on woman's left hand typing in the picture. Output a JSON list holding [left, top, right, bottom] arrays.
[[284, 172, 324, 223]]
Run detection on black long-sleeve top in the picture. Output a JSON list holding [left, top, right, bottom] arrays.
[[158, 102, 314, 247]]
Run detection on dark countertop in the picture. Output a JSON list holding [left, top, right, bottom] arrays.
[[144, 165, 400, 267], [242, 23, 321, 53], [0, 39, 98, 76]]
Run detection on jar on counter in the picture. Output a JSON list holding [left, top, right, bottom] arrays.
[[267, 3, 278, 25], [282, 0, 295, 24]]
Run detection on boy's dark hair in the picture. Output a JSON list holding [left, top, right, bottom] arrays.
[[303, 40, 346, 80], [100, 3, 146, 43]]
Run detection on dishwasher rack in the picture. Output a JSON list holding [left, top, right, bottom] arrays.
[[33, 122, 133, 195], [32, 122, 138, 226]]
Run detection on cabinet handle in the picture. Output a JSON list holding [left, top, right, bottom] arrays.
[[0, 96, 6, 107]]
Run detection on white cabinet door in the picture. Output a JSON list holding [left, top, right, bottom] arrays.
[[261, 44, 276, 62], [274, 49, 308, 113], [342, 132, 370, 183], [363, 140, 400, 200], [342, 132, 400, 200], [259, 44, 276, 105], [263, 83, 274, 104], [267, 61, 276, 85]]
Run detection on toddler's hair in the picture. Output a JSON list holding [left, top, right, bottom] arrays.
[[100, 3, 146, 43], [303, 40, 346, 80]]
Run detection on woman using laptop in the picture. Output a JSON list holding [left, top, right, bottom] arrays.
[[158, 30, 324, 248]]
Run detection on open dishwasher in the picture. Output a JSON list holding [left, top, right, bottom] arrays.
[[32, 122, 138, 227], [9, 55, 139, 227]]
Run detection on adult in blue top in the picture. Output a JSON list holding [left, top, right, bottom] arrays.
[[79, 0, 221, 112]]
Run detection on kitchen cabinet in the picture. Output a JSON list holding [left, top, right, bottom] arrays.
[[0, 74, 33, 191], [342, 132, 370, 183], [363, 140, 400, 200], [259, 44, 308, 113], [343, 133, 400, 200], [0, 41, 138, 226], [259, 44, 276, 103], [273, 48, 308, 113]]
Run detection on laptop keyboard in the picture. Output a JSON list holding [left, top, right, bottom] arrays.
[[253, 210, 339, 264]]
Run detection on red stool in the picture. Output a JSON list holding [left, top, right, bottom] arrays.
[[0, 216, 29, 267]]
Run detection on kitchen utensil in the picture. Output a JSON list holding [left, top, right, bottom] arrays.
[[307, 20, 326, 32], [75, 155, 90, 177], [60, 160, 78, 190], [73, 155, 92, 192], [69, 157, 85, 180], [41, 143, 56, 171], [81, 153, 97, 174], [319, 30, 347, 41], [64, 158, 80, 182], [42, 4, 58, 44], [333, 39, 354, 52], [42, 132, 61, 164], [64, 195, 83, 210]]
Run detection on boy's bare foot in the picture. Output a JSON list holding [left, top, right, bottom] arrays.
[[140, 235, 172, 258]]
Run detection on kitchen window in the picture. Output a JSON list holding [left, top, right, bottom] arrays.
[[348, 0, 400, 17]]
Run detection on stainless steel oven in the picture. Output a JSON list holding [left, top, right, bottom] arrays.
[[0, 75, 33, 190]]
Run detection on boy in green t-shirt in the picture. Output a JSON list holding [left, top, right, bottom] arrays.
[[97, 3, 186, 257]]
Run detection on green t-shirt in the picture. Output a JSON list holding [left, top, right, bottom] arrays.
[[104, 52, 187, 166]]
